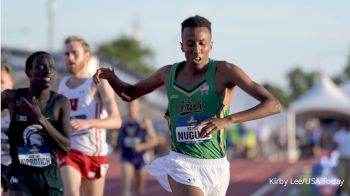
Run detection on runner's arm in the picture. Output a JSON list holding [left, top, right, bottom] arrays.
[[223, 62, 281, 124], [88, 79, 122, 129], [134, 117, 159, 152], [197, 62, 281, 138], [93, 65, 170, 102], [18, 95, 71, 153]]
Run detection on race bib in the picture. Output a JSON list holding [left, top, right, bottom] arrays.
[[175, 115, 211, 144], [18, 145, 52, 167], [123, 137, 142, 148], [71, 114, 90, 136], [71, 114, 87, 120]]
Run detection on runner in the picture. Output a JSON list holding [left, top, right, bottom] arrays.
[[118, 99, 159, 196], [55, 36, 122, 196], [1, 51, 71, 196], [94, 15, 281, 196], [1, 64, 14, 196]]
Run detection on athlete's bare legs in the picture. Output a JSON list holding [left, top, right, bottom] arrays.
[[81, 177, 106, 196], [135, 167, 147, 195], [122, 162, 134, 196], [60, 166, 82, 196]]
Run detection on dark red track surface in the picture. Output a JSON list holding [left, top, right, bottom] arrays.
[[104, 154, 311, 196]]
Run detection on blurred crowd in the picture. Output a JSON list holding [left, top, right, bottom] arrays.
[[225, 122, 288, 162]]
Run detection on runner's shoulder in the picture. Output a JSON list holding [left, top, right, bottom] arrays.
[[53, 92, 70, 107], [154, 64, 172, 82]]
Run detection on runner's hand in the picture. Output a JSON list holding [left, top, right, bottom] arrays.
[[133, 144, 143, 153], [93, 66, 114, 85], [17, 97, 43, 121], [70, 119, 91, 132], [195, 117, 231, 138]]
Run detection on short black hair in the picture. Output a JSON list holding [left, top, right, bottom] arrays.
[[25, 51, 51, 71], [181, 15, 212, 35]]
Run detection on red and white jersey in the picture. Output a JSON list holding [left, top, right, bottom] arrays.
[[58, 76, 108, 156]]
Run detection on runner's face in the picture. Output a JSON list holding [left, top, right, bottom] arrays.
[[27, 54, 55, 89], [181, 27, 212, 70], [1, 70, 13, 92], [64, 41, 89, 75]]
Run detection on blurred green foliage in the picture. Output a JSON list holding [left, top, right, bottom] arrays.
[[263, 49, 350, 108], [97, 35, 155, 77], [263, 67, 319, 108]]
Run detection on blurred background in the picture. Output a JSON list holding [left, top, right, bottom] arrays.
[[2, 1, 350, 195]]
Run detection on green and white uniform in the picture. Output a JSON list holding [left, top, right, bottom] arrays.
[[147, 59, 230, 196], [166, 59, 230, 159]]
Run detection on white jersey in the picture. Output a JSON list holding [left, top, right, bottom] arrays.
[[1, 112, 11, 165], [58, 76, 108, 156]]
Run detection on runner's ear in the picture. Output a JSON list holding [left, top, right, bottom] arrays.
[[180, 42, 184, 52], [25, 69, 31, 77]]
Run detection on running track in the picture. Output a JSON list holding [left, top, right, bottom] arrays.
[[104, 154, 312, 196]]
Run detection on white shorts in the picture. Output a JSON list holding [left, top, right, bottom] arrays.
[[146, 151, 230, 196]]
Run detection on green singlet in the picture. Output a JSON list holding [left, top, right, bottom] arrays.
[[166, 59, 230, 159], [9, 88, 59, 168], [7, 88, 63, 196]]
